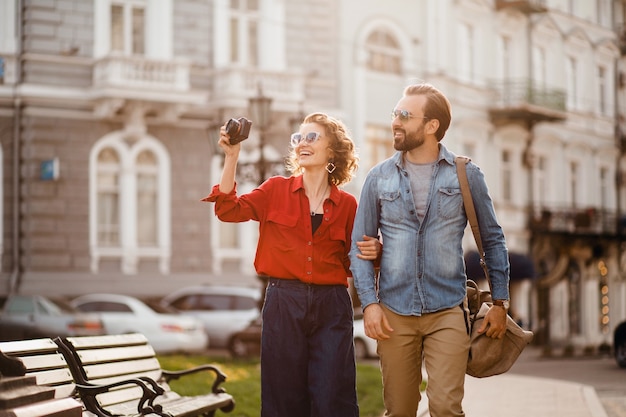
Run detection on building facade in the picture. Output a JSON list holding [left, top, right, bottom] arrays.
[[1, 0, 625, 353]]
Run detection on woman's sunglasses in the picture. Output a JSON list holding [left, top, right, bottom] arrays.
[[290, 132, 321, 147]]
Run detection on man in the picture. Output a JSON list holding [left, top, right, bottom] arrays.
[[349, 83, 510, 417]]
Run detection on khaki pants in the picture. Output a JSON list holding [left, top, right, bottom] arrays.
[[378, 304, 469, 417]]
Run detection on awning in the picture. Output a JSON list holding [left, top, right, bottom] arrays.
[[464, 251, 536, 282]]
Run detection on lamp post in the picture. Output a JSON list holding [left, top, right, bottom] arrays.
[[207, 87, 283, 185], [248, 85, 273, 185]]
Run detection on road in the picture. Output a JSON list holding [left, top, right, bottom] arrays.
[[508, 346, 626, 417]]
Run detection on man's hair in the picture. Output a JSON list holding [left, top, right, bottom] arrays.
[[403, 83, 451, 142]]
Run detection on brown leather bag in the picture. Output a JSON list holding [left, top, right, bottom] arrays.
[[455, 156, 534, 378]]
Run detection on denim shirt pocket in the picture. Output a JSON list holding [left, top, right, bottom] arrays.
[[436, 187, 463, 220], [379, 190, 405, 223]]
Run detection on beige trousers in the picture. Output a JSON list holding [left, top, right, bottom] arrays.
[[378, 304, 470, 417]]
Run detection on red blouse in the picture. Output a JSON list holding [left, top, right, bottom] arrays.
[[202, 175, 356, 286]]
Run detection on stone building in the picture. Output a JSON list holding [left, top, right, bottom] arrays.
[[1, 0, 625, 353]]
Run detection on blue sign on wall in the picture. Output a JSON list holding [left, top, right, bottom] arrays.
[[40, 158, 59, 181]]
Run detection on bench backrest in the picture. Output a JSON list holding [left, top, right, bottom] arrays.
[[60, 333, 166, 409], [0, 338, 76, 399]]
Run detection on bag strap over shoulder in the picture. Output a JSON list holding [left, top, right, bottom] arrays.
[[455, 156, 492, 293]]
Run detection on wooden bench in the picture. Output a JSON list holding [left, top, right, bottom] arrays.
[[55, 333, 235, 417], [0, 338, 159, 417], [0, 343, 82, 417]]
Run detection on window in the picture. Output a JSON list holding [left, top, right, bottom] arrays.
[[228, 0, 260, 66], [566, 57, 578, 110], [599, 167, 608, 209], [535, 156, 547, 206], [458, 23, 475, 82], [90, 133, 171, 274], [532, 46, 546, 89], [501, 150, 512, 203], [569, 161, 579, 207], [461, 143, 476, 161], [366, 125, 394, 169], [136, 150, 158, 247], [110, 0, 145, 55], [365, 29, 402, 74], [497, 36, 511, 81], [598, 66, 607, 115], [96, 148, 121, 247]]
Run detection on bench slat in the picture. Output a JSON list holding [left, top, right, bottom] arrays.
[[154, 393, 234, 417], [76, 345, 156, 364], [65, 334, 149, 349], [18, 353, 68, 372], [88, 369, 162, 388], [94, 385, 145, 408], [82, 358, 161, 380], [0, 339, 59, 355]]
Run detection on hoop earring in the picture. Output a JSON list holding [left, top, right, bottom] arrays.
[[326, 161, 336, 174]]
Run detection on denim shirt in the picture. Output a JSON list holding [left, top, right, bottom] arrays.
[[349, 144, 510, 316]]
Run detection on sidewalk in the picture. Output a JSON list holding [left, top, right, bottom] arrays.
[[416, 373, 608, 417]]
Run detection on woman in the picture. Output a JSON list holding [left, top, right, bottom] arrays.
[[203, 112, 379, 417]]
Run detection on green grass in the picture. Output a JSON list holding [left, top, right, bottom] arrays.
[[157, 354, 385, 417]]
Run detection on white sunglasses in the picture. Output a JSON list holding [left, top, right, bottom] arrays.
[[290, 132, 321, 147]]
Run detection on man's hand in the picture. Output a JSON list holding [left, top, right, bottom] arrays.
[[356, 235, 381, 260], [363, 304, 394, 340], [477, 305, 507, 339]]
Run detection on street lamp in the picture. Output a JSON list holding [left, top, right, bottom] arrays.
[[248, 85, 273, 185], [206, 86, 284, 186]]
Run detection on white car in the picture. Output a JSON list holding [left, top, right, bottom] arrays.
[[353, 313, 378, 360], [160, 285, 262, 349], [70, 293, 208, 354]]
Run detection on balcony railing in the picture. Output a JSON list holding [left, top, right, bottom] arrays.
[[529, 207, 620, 237], [93, 55, 190, 91], [489, 79, 567, 123], [495, 0, 547, 14]]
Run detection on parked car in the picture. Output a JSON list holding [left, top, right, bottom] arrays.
[[615, 320, 626, 368], [70, 293, 208, 354], [0, 294, 105, 341], [228, 309, 378, 360], [160, 285, 262, 349]]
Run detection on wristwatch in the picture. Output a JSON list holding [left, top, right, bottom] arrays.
[[493, 299, 510, 310]]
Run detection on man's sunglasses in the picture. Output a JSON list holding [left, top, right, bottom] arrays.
[[290, 132, 321, 147], [391, 109, 429, 122]]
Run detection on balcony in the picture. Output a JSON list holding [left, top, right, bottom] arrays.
[[495, 0, 547, 14], [93, 55, 195, 98], [209, 67, 306, 111], [529, 207, 620, 238], [489, 79, 566, 125]]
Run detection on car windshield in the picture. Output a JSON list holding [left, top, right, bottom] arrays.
[[144, 299, 179, 314], [41, 297, 78, 315]]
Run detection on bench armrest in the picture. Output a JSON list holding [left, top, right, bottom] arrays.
[[161, 365, 228, 394], [76, 378, 171, 417]]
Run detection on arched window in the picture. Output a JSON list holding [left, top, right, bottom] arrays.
[[96, 147, 121, 247], [365, 29, 402, 74], [90, 133, 170, 274]]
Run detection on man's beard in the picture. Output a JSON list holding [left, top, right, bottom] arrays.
[[393, 124, 426, 152]]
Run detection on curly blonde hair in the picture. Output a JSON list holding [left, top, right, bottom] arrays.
[[286, 112, 359, 186]]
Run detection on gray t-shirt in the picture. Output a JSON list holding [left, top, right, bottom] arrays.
[[403, 156, 436, 222]]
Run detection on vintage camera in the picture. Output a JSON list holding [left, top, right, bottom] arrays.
[[225, 117, 252, 145]]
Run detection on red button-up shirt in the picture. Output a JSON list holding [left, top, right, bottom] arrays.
[[202, 175, 356, 286]]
